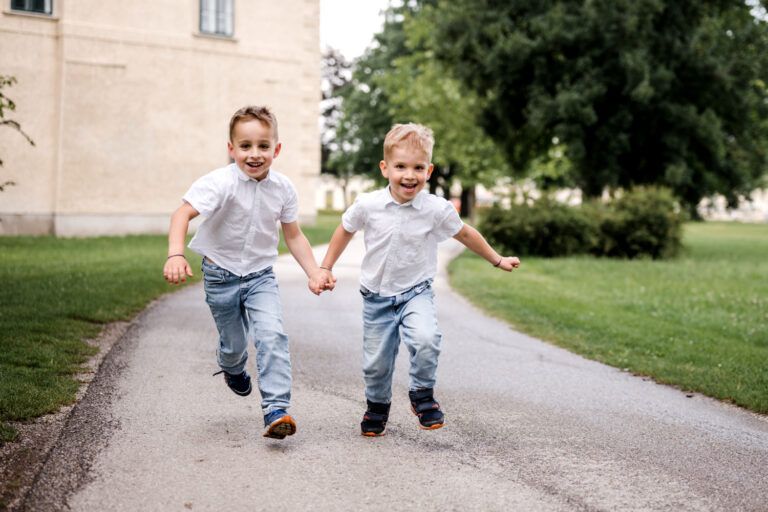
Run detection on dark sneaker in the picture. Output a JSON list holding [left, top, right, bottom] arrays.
[[212, 370, 252, 396], [409, 388, 444, 430], [263, 410, 296, 439], [361, 400, 391, 436]]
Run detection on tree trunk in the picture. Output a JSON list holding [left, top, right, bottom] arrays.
[[460, 185, 476, 221]]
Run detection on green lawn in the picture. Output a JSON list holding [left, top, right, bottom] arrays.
[[2, 217, 765, 446], [0, 213, 341, 444], [449, 221, 768, 414]]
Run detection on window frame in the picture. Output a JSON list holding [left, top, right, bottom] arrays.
[[10, 0, 52, 15], [199, 0, 234, 38]]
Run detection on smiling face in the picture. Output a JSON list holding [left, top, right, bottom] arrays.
[[379, 145, 434, 204], [227, 119, 281, 181]]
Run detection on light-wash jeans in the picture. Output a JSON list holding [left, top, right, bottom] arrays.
[[359, 280, 441, 404], [202, 258, 291, 415]]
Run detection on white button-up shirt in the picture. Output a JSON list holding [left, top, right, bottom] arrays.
[[184, 163, 298, 276], [342, 187, 464, 296]]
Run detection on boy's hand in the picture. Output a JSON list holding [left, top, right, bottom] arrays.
[[164, 255, 193, 285], [308, 268, 337, 295], [496, 256, 520, 272]]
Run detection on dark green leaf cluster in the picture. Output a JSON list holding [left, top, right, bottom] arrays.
[[479, 186, 683, 259], [428, 0, 768, 208]]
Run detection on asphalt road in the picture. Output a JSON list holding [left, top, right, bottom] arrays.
[[23, 237, 768, 511]]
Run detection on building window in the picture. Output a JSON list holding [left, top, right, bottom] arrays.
[[11, 0, 52, 14], [200, 0, 233, 37]]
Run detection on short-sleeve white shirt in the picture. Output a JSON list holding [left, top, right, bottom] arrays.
[[342, 186, 464, 296], [183, 163, 298, 276]]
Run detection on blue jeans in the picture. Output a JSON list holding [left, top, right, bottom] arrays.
[[359, 280, 441, 404], [202, 259, 291, 415]]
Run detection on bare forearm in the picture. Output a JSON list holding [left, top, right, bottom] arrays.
[[321, 224, 355, 269], [285, 232, 320, 278], [453, 224, 520, 272], [164, 202, 198, 285], [453, 224, 500, 264], [167, 206, 195, 256]]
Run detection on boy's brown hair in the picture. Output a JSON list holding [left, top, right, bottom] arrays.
[[229, 105, 278, 142], [383, 123, 434, 161]]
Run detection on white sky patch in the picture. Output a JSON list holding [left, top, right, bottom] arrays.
[[319, 0, 393, 60]]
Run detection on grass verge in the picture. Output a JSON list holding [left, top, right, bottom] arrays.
[[448, 221, 768, 414], [0, 213, 341, 444]]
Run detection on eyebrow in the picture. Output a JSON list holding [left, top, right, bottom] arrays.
[[237, 138, 272, 144]]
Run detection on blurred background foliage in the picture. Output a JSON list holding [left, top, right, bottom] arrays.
[[321, 0, 768, 219]]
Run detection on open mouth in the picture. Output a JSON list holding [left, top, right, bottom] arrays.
[[246, 161, 263, 170], [401, 183, 417, 192]]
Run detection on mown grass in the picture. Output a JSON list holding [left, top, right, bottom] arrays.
[[448, 221, 768, 414], [0, 213, 341, 444]]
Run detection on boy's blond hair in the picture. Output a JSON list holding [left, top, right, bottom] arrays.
[[383, 123, 434, 161], [229, 105, 278, 142]]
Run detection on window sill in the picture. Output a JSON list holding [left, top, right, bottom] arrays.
[[3, 9, 58, 20], [193, 32, 238, 43]]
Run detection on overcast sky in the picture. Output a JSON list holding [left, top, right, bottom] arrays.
[[319, 0, 392, 60]]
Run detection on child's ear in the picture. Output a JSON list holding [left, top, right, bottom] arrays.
[[227, 141, 235, 159], [273, 142, 282, 158], [379, 160, 389, 178], [426, 164, 434, 180]]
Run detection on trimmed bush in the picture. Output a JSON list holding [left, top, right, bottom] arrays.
[[478, 186, 683, 259], [480, 196, 598, 257], [596, 187, 683, 259]]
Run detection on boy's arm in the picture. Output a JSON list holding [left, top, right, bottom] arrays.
[[452, 224, 520, 272], [320, 223, 356, 272], [281, 221, 334, 295], [164, 202, 199, 285]]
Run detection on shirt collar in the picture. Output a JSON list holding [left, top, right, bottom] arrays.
[[385, 185, 425, 210]]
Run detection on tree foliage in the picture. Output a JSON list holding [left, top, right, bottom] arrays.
[[379, 8, 511, 191], [326, 1, 511, 207], [0, 75, 35, 191], [325, 8, 405, 185], [425, 0, 768, 208]]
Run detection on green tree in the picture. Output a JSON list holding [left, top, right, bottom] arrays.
[[426, 0, 768, 210], [328, 1, 511, 217], [0, 75, 35, 191], [379, 8, 511, 217], [320, 47, 355, 208], [327, 7, 405, 186]]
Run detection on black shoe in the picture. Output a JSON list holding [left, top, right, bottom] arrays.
[[409, 388, 444, 430], [361, 400, 391, 436], [212, 369, 252, 396]]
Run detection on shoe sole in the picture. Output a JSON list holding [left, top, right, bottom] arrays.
[[361, 428, 386, 437], [231, 384, 252, 396], [411, 406, 444, 430], [263, 416, 296, 439], [222, 375, 252, 396]]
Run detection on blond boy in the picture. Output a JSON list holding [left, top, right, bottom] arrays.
[[318, 123, 519, 436]]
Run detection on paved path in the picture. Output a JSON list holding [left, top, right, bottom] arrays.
[[24, 237, 768, 511]]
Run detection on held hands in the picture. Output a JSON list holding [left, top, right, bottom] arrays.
[[495, 256, 521, 272], [164, 255, 193, 285], [308, 268, 337, 295]]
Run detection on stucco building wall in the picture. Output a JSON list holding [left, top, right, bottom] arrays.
[[0, 1, 320, 236]]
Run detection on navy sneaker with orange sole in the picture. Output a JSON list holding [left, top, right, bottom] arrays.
[[409, 388, 444, 430], [263, 410, 297, 439], [361, 400, 391, 436]]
